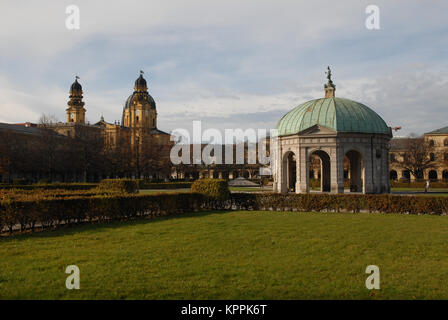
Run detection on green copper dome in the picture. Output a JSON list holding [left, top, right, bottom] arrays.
[[276, 97, 391, 136]]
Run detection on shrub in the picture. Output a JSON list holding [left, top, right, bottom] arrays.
[[0, 183, 98, 191], [0, 192, 205, 234], [12, 179, 28, 185], [97, 179, 138, 194], [191, 179, 230, 200], [391, 180, 448, 189], [137, 180, 193, 189], [4, 189, 448, 236]]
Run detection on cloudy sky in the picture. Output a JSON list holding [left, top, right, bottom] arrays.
[[0, 0, 447, 138]]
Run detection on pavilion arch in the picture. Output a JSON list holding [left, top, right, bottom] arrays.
[[401, 170, 410, 180], [390, 170, 398, 181], [345, 149, 364, 193], [443, 170, 448, 181], [428, 170, 438, 181], [308, 149, 331, 192], [282, 151, 297, 192]]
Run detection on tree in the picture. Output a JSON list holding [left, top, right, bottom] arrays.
[[37, 114, 61, 182], [391, 137, 435, 180], [72, 125, 105, 182]]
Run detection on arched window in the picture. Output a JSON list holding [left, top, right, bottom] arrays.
[[430, 153, 435, 161], [443, 170, 448, 180], [429, 170, 438, 181], [390, 170, 398, 180], [402, 170, 410, 180]]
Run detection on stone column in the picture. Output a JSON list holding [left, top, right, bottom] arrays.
[[363, 145, 374, 193], [298, 147, 309, 193], [295, 153, 301, 194], [330, 147, 344, 193]]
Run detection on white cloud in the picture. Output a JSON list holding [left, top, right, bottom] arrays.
[[0, 0, 447, 138]]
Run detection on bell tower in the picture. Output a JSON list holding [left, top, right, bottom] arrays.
[[122, 71, 158, 129], [66, 76, 86, 124]]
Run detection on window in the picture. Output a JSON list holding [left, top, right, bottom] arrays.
[[136, 116, 139, 123], [429, 140, 435, 147], [390, 170, 398, 180], [390, 154, 396, 161], [444, 153, 448, 161], [402, 170, 411, 180], [444, 139, 448, 146], [430, 153, 435, 161]]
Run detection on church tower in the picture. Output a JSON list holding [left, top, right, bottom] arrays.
[[66, 76, 86, 124], [122, 71, 157, 129]]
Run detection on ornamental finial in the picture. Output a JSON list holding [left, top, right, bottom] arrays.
[[324, 66, 335, 98], [325, 66, 332, 83]]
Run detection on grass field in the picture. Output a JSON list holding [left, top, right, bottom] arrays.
[[1, 210, 448, 299]]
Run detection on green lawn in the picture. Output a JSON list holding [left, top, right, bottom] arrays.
[[1, 210, 448, 299]]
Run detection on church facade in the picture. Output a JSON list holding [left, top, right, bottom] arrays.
[[0, 73, 173, 182], [55, 72, 171, 149]]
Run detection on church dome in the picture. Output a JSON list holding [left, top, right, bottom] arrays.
[[276, 97, 391, 136], [123, 92, 156, 110], [70, 78, 82, 94], [135, 74, 147, 87]]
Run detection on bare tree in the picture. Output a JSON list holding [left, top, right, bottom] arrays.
[[38, 114, 61, 182], [391, 137, 435, 180], [72, 125, 105, 182]]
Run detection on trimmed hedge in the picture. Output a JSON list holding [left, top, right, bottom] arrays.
[[0, 193, 204, 234], [97, 179, 138, 194], [310, 179, 351, 189], [228, 193, 448, 215], [137, 181, 193, 190], [3, 192, 448, 235], [0, 183, 98, 191], [0, 188, 117, 202], [191, 179, 230, 200], [390, 180, 448, 189]]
